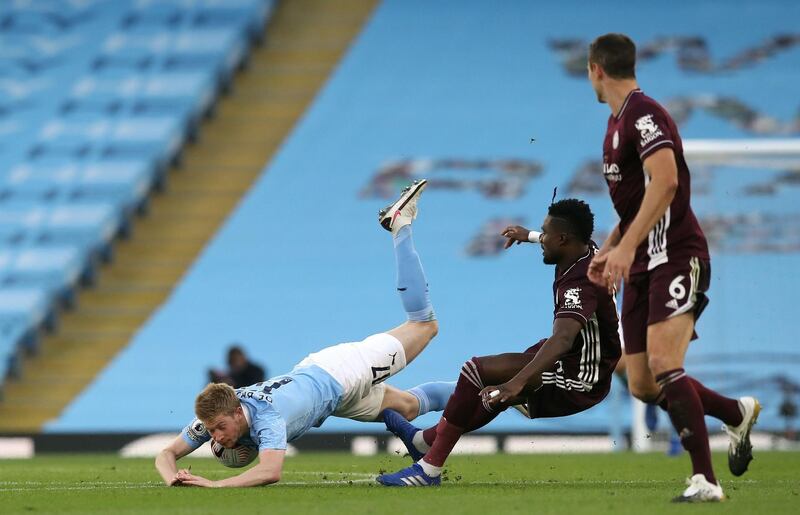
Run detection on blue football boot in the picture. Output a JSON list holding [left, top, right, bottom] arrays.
[[376, 463, 441, 487], [382, 409, 426, 461]]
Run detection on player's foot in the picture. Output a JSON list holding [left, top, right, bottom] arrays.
[[378, 179, 427, 235], [376, 463, 440, 487], [671, 474, 725, 503], [382, 409, 425, 461], [722, 396, 761, 476]]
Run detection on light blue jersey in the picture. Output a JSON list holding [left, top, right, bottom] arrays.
[[181, 364, 344, 451]]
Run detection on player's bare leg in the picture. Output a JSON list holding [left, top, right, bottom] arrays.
[[379, 381, 454, 425], [646, 312, 694, 374], [624, 351, 661, 403], [622, 350, 667, 440], [613, 352, 627, 377], [380, 385, 421, 420], [386, 320, 438, 365]]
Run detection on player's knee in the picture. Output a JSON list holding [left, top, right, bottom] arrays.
[[646, 353, 676, 377], [383, 389, 421, 420], [412, 319, 438, 342], [426, 319, 439, 339], [399, 399, 419, 421], [628, 380, 660, 403], [390, 393, 420, 421]]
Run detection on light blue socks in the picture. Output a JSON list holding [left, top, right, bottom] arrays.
[[407, 381, 456, 417], [393, 225, 435, 321]]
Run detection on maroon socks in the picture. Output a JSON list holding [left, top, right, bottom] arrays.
[[688, 377, 743, 427], [656, 368, 716, 484]]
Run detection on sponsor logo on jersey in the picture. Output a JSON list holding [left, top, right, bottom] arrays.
[[612, 130, 619, 149], [635, 114, 664, 146], [563, 287, 582, 309], [665, 298, 680, 310], [186, 418, 209, 442], [603, 162, 622, 182]]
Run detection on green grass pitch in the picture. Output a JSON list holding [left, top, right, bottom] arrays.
[[1, 451, 798, 514]]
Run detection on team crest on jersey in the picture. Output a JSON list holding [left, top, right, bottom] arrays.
[[612, 130, 619, 149], [635, 114, 664, 146], [563, 287, 582, 309]]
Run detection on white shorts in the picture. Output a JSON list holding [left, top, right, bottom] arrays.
[[296, 333, 407, 422]]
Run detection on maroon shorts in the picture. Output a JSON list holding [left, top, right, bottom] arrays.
[[521, 340, 615, 419], [621, 256, 710, 355]]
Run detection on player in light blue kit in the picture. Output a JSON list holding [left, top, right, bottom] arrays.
[[155, 180, 455, 487]]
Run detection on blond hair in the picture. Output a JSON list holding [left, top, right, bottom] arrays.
[[195, 383, 240, 422]]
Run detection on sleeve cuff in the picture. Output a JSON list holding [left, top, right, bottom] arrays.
[[555, 311, 587, 323], [639, 139, 674, 160]]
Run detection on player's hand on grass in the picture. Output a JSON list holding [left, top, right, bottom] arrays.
[[481, 380, 524, 406], [501, 225, 529, 249], [175, 470, 217, 488], [600, 244, 634, 294]]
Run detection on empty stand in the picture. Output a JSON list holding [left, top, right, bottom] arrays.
[[0, 0, 276, 408], [0, 0, 379, 431]]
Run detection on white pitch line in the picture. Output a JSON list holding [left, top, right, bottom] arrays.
[[0, 481, 162, 486], [0, 471, 379, 492], [0, 477, 779, 492], [0, 484, 164, 492], [0, 471, 375, 486], [0, 479, 378, 492]]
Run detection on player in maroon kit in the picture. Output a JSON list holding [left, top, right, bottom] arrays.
[[585, 33, 760, 502], [377, 199, 622, 487]]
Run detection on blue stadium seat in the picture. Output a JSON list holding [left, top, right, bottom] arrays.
[[0, 245, 85, 309], [0, 287, 50, 355], [0, 0, 276, 384]]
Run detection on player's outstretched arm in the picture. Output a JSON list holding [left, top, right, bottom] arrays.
[[177, 449, 286, 488], [482, 318, 583, 405], [501, 225, 537, 249], [155, 436, 196, 486]]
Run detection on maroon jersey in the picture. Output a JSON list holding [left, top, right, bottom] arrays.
[[602, 89, 709, 274], [550, 245, 621, 390]]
